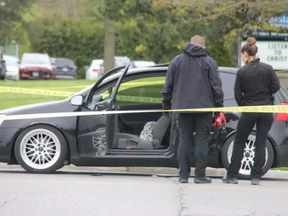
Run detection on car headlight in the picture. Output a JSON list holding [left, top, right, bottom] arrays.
[[20, 65, 26, 70]]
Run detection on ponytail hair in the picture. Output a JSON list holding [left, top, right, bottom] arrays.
[[241, 37, 258, 56]]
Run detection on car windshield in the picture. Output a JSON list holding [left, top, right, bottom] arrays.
[[114, 57, 130, 67], [22, 54, 50, 64], [3, 56, 19, 66]]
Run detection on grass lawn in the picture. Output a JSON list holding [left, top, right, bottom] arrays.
[[271, 167, 288, 171], [0, 80, 96, 110]]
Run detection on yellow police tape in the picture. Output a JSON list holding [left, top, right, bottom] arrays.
[[0, 105, 288, 121], [0, 86, 74, 97]]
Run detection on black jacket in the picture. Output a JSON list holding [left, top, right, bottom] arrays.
[[234, 58, 280, 106], [162, 43, 224, 110]]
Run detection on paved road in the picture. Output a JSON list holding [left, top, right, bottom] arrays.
[[0, 166, 288, 216]]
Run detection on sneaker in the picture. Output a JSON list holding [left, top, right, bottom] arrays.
[[251, 178, 260, 185], [194, 177, 212, 184], [222, 176, 238, 184], [178, 178, 188, 183]]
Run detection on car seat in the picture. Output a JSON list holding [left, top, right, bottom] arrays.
[[114, 115, 171, 150]]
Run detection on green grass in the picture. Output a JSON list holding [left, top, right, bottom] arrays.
[[0, 80, 96, 110], [271, 167, 288, 171]]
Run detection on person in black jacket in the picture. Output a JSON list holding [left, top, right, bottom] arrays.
[[223, 37, 280, 185], [162, 35, 224, 184]]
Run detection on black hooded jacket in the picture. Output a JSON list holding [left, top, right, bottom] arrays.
[[162, 43, 224, 110]]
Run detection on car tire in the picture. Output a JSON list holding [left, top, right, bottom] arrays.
[[14, 125, 68, 173], [221, 132, 274, 180]]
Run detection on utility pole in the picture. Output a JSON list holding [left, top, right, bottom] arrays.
[[103, 0, 115, 73]]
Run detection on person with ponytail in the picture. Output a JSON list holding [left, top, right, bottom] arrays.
[[222, 37, 280, 185]]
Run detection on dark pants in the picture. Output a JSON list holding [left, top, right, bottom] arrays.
[[177, 112, 212, 179], [227, 113, 273, 179]]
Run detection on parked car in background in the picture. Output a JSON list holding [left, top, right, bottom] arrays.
[[86, 56, 131, 80], [85, 59, 103, 80], [131, 60, 156, 68], [20, 53, 53, 80], [3, 55, 20, 80], [0, 51, 6, 79], [50, 57, 77, 79], [0, 64, 288, 180]]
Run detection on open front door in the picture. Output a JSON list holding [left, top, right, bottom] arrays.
[[105, 64, 130, 154]]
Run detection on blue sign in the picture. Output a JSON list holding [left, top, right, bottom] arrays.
[[243, 30, 288, 39], [269, 15, 288, 27]]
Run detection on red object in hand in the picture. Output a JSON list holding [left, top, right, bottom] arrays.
[[213, 112, 227, 127]]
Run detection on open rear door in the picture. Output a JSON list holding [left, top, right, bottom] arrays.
[[105, 64, 130, 154]]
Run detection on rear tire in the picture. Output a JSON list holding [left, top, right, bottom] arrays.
[[221, 132, 274, 179], [14, 125, 68, 173]]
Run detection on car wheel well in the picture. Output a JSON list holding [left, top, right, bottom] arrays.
[[10, 123, 71, 165]]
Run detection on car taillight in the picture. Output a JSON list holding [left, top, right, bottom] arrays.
[[92, 69, 99, 72], [275, 102, 288, 121]]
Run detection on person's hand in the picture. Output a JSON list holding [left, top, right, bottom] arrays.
[[163, 106, 171, 117], [215, 101, 224, 107]]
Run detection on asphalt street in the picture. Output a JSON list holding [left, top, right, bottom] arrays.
[[0, 164, 288, 216]]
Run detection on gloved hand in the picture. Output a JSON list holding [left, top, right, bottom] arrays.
[[162, 106, 171, 117], [215, 101, 224, 107]]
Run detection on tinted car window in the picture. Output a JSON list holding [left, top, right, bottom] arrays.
[[55, 59, 75, 68], [116, 76, 165, 105], [220, 72, 236, 100]]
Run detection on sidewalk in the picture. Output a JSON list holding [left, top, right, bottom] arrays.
[[0, 162, 287, 179]]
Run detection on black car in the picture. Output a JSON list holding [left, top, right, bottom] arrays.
[[50, 57, 77, 79], [0, 65, 288, 179]]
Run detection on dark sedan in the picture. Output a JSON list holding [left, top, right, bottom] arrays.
[[50, 57, 77, 79], [0, 65, 288, 179]]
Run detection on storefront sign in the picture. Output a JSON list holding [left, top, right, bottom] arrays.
[[240, 41, 288, 70]]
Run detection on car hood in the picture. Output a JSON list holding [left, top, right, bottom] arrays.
[[6, 65, 19, 72], [22, 63, 51, 68], [0, 100, 75, 116]]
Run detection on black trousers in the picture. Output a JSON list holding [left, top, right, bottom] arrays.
[[227, 113, 273, 179], [177, 112, 212, 179]]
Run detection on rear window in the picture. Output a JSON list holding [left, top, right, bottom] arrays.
[[220, 72, 236, 100], [55, 59, 75, 68], [277, 86, 288, 103]]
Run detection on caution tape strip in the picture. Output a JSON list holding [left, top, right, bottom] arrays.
[[0, 87, 74, 97], [0, 105, 287, 121]]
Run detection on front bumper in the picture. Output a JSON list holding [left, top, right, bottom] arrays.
[[20, 68, 53, 79]]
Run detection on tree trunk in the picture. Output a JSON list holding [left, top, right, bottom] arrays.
[[103, 18, 115, 73]]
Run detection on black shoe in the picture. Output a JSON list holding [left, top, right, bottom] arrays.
[[194, 177, 212, 184], [222, 176, 238, 184], [178, 178, 188, 183], [251, 178, 260, 185]]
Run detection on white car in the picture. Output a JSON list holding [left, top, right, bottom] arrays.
[[131, 60, 156, 68], [85, 56, 132, 80], [3, 55, 20, 80], [85, 59, 103, 80]]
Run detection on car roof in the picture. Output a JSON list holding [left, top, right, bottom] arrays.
[[51, 57, 73, 61], [99, 65, 239, 87]]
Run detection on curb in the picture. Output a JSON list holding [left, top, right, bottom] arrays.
[[0, 163, 287, 179]]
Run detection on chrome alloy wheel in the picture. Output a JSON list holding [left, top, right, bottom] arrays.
[[19, 129, 61, 170], [227, 135, 268, 176]]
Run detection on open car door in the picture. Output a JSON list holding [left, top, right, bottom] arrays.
[[105, 64, 130, 154]]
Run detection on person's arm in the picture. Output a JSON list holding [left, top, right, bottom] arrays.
[[234, 70, 242, 106], [208, 58, 224, 106], [161, 59, 176, 110], [270, 67, 280, 94]]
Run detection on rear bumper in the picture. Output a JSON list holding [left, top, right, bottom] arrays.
[[53, 71, 77, 79]]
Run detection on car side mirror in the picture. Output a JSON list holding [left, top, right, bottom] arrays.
[[70, 95, 84, 106]]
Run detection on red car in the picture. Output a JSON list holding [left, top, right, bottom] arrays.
[[19, 53, 54, 79]]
